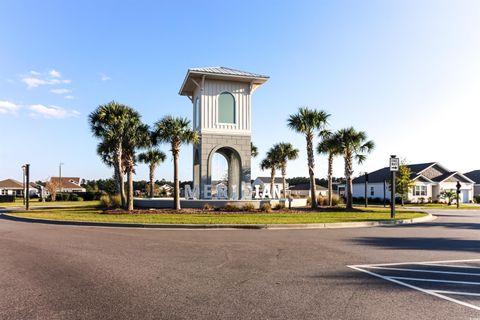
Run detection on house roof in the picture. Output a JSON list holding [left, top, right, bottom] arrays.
[[465, 170, 480, 184], [255, 177, 284, 184], [290, 184, 328, 191], [0, 179, 23, 189], [353, 162, 474, 184], [179, 67, 269, 96], [50, 177, 84, 189]]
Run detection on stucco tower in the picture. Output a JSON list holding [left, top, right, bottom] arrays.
[[179, 67, 269, 199]]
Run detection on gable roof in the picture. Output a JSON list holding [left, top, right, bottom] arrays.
[[179, 67, 269, 96], [255, 177, 284, 184], [290, 184, 327, 191], [0, 179, 23, 189], [465, 170, 480, 184], [353, 162, 474, 184]]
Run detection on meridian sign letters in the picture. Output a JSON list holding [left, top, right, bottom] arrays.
[[185, 183, 282, 200]]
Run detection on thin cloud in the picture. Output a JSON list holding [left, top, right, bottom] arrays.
[[64, 95, 75, 100], [49, 69, 61, 78], [29, 104, 80, 119], [100, 73, 111, 81], [51, 88, 71, 94], [21, 70, 71, 88], [0, 100, 21, 115]]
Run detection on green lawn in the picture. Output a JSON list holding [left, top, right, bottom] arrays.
[[0, 200, 101, 208], [6, 205, 427, 224]]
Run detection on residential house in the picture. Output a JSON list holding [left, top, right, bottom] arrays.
[[351, 162, 475, 203], [464, 170, 480, 196], [49, 177, 86, 193], [289, 184, 328, 198], [0, 179, 38, 197], [252, 177, 287, 195]]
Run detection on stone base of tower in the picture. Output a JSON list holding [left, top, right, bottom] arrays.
[[193, 133, 251, 200]]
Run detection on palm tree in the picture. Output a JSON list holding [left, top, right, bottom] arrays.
[[260, 150, 279, 198], [336, 127, 375, 210], [271, 142, 299, 199], [153, 116, 199, 210], [317, 130, 342, 206], [251, 142, 259, 158], [287, 107, 330, 208], [89, 101, 137, 208], [122, 120, 150, 211], [139, 148, 167, 198]]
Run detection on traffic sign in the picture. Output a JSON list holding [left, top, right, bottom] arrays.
[[390, 157, 399, 172]]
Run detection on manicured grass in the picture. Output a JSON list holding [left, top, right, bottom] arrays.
[[7, 205, 427, 224], [0, 200, 101, 208]]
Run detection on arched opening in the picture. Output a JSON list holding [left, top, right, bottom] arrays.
[[193, 148, 200, 189], [208, 146, 242, 199], [218, 92, 235, 124]]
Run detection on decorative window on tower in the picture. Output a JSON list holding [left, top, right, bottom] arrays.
[[218, 92, 235, 124], [194, 97, 200, 129]]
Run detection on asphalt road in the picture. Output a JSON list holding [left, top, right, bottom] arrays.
[[1, 209, 479, 320]]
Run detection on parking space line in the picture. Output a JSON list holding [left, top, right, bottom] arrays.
[[431, 290, 480, 297], [390, 276, 480, 286], [353, 258, 480, 268], [419, 263, 480, 269], [349, 263, 480, 311], [364, 266, 480, 276]]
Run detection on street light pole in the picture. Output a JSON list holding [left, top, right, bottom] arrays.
[[59, 162, 64, 193], [22, 165, 26, 205], [25, 164, 30, 210]]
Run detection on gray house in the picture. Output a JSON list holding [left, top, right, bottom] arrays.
[[464, 170, 480, 197]]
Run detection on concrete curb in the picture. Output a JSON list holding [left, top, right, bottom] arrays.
[[0, 212, 435, 230]]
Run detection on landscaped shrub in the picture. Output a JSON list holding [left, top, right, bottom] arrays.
[[224, 203, 240, 212], [69, 193, 79, 201], [475, 195, 480, 204], [260, 203, 272, 213], [306, 196, 311, 206], [242, 203, 256, 212], [274, 202, 285, 210], [331, 194, 343, 206], [76, 197, 84, 202], [317, 195, 327, 206], [203, 203, 212, 210], [100, 194, 121, 209]]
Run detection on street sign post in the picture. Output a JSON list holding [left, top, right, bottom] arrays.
[[456, 181, 462, 209], [390, 155, 399, 219]]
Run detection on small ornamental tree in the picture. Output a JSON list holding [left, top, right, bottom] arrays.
[[396, 162, 414, 206], [45, 179, 61, 201], [440, 190, 457, 205]]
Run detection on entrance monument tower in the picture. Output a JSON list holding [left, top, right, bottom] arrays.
[[179, 67, 269, 199]]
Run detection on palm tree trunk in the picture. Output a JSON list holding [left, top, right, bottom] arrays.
[[149, 164, 155, 198], [115, 143, 126, 208], [127, 167, 134, 211], [270, 167, 276, 198], [282, 164, 287, 199], [173, 145, 180, 210], [306, 132, 317, 208], [328, 153, 333, 206], [345, 152, 354, 210]]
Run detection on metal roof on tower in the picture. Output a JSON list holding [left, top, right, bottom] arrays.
[[179, 66, 269, 96]]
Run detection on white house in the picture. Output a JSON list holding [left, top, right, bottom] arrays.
[[351, 162, 475, 203], [0, 179, 38, 197], [464, 170, 480, 197], [289, 184, 328, 198]]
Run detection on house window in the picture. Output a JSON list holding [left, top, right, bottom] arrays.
[[414, 185, 427, 196], [370, 187, 374, 196], [194, 97, 200, 129], [218, 92, 235, 124]]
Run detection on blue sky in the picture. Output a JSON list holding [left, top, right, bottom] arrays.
[[1, 1, 480, 182]]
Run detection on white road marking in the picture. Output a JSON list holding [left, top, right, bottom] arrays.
[[431, 290, 480, 297], [349, 258, 480, 311], [389, 276, 480, 286], [363, 266, 480, 276], [419, 263, 480, 269]]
